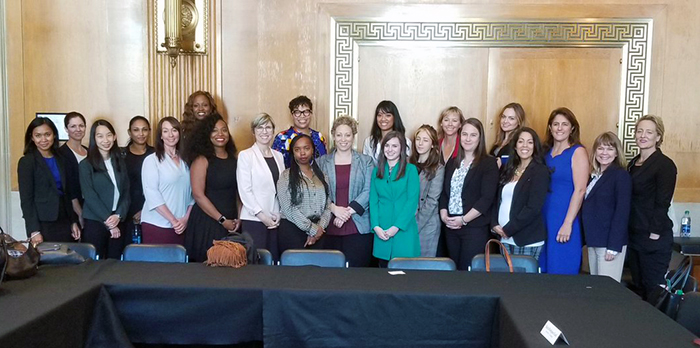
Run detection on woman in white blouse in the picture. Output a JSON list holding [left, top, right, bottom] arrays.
[[362, 100, 412, 163], [237, 113, 285, 261], [140, 117, 194, 245]]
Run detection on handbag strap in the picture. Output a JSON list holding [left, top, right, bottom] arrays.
[[484, 239, 514, 273], [669, 257, 693, 291]]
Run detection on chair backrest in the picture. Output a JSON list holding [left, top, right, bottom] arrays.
[[122, 244, 188, 263], [470, 254, 539, 273], [676, 291, 700, 337], [258, 248, 274, 266], [280, 249, 346, 268], [62, 242, 98, 260], [388, 257, 456, 271]]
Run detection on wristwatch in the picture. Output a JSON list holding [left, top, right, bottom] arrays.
[[218, 215, 227, 225]]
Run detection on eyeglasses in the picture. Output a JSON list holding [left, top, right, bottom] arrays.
[[292, 109, 313, 117], [255, 125, 273, 132]]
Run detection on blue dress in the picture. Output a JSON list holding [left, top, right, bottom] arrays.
[[540, 145, 582, 274]]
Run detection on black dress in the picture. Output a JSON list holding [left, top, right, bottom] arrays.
[[185, 156, 238, 262], [122, 146, 155, 220]]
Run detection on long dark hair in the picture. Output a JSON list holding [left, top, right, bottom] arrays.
[[409, 125, 441, 180], [376, 131, 408, 180], [182, 91, 218, 135], [24, 117, 60, 155], [86, 119, 123, 172], [184, 113, 237, 165], [456, 118, 488, 168], [369, 100, 406, 151], [500, 127, 545, 185], [288, 134, 329, 205], [544, 107, 582, 150], [155, 117, 182, 162], [126, 115, 151, 146]]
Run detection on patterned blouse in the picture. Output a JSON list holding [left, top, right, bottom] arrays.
[[276, 169, 332, 236], [272, 127, 327, 168], [448, 160, 472, 215]]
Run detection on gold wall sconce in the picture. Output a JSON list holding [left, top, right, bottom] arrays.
[[156, 0, 208, 67]]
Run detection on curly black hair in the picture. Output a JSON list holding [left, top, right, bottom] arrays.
[[288, 134, 329, 205], [184, 113, 237, 165]]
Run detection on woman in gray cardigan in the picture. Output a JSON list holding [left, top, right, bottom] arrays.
[[80, 120, 130, 259], [317, 116, 375, 267], [409, 125, 444, 257]]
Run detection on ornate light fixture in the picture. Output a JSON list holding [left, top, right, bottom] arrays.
[[157, 0, 208, 67]]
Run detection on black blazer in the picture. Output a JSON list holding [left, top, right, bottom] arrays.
[[58, 143, 87, 202], [439, 156, 499, 227], [17, 150, 77, 237], [79, 157, 130, 223], [627, 150, 676, 250], [581, 165, 632, 252], [491, 161, 549, 246]]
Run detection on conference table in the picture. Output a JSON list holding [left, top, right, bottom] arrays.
[[0, 260, 696, 348]]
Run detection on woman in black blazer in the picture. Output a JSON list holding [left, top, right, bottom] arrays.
[[79, 120, 130, 259], [57, 111, 88, 227], [18, 118, 80, 244], [627, 115, 677, 300], [491, 127, 549, 260], [439, 118, 499, 270], [581, 132, 632, 282]]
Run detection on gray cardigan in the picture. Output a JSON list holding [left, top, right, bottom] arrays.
[[316, 150, 374, 234], [417, 164, 445, 256]]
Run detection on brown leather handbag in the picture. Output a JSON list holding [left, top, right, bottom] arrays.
[[0, 226, 40, 281], [484, 239, 514, 273]]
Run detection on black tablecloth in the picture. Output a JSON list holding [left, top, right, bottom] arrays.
[[0, 260, 697, 348]]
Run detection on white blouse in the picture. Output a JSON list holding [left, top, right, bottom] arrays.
[[140, 153, 194, 228]]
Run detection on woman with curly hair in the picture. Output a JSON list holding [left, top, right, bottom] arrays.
[[181, 90, 218, 137], [184, 113, 241, 262]]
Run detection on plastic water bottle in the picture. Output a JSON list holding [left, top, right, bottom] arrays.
[[132, 223, 142, 244], [681, 211, 691, 238]]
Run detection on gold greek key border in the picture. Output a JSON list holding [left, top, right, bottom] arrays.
[[330, 19, 652, 158]]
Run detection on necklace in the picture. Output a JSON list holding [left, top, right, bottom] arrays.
[[514, 166, 526, 176]]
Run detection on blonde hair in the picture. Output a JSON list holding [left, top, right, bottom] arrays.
[[437, 106, 465, 139], [635, 114, 665, 147], [251, 113, 276, 131], [591, 132, 627, 174], [331, 115, 358, 135]]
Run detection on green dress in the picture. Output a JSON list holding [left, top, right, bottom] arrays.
[[370, 162, 420, 261]]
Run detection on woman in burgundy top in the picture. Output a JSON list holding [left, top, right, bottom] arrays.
[[317, 116, 375, 267]]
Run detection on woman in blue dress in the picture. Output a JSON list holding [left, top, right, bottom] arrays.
[[541, 107, 590, 274]]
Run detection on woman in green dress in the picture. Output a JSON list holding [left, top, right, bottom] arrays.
[[370, 131, 420, 267]]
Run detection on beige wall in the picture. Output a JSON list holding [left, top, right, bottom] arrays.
[[7, 0, 148, 188], [6, 0, 700, 202]]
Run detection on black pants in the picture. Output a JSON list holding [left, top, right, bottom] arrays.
[[445, 224, 490, 271], [627, 244, 672, 301], [242, 220, 279, 263], [38, 199, 74, 243], [83, 219, 126, 260], [323, 233, 373, 267], [278, 219, 325, 254]]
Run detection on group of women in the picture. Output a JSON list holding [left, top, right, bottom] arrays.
[[18, 92, 676, 301]]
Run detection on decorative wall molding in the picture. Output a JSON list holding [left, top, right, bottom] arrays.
[[330, 19, 652, 158]]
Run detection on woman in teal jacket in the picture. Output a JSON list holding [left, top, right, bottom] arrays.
[[370, 131, 420, 267]]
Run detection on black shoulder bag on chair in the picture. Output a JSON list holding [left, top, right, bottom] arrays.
[[0, 226, 41, 281], [650, 256, 693, 320]]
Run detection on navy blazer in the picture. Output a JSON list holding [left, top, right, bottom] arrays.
[[439, 156, 499, 227], [17, 150, 78, 236], [79, 157, 130, 223], [491, 161, 550, 246], [627, 150, 677, 250], [581, 165, 632, 252]]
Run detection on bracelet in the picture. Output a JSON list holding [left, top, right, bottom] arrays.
[[461, 216, 468, 225]]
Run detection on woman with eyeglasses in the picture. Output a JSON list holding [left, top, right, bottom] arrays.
[[272, 95, 327, 168], [237, 113, 286, 262]]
